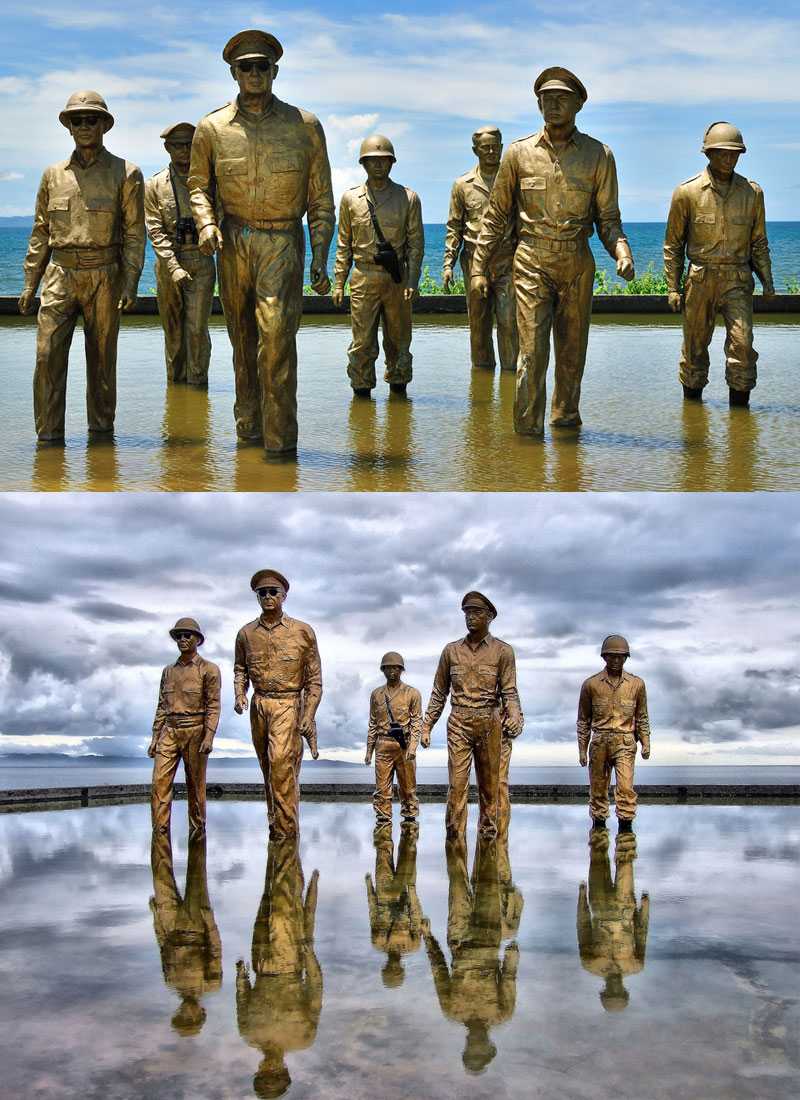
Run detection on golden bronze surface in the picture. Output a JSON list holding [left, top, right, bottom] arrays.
[[149, 831, 221, 1036], [472, 69, 633, 436], [20, 92, 144, 441], [366, 826, 424, 987], [365, 657, 422, 825], [237, 839, 321, 1098], [189, 33, 334, 452], [444, 127, 518, 371]]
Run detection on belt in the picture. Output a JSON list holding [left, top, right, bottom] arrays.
[[591, 728, 635, 738], [254, 689, 301, 698], [51, 245, 120, 269], [689, 262, 750, 277], [354, 259, 405, 274], [525, 236, 581, 254], [166, 716, 205, 729], [225, 214, 300, 233], [450, 704, 497, 715]]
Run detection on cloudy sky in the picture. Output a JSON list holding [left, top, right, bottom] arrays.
[[0, 492, 798, 767], [1, 1, 799, 219]]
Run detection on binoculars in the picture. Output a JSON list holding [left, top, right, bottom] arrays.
[[176, 216, 199, 246]]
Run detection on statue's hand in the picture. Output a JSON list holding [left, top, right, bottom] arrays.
[[762, 283, 776, 299], [18, 288, 36, 315], [199, 225, 223, 256], [579, 752, 588, 767], [309, 264, 330, 295], [471, 274, 489, 299], [616, 255, 635, 282], [332, 286, 345, 307], [199, 736, 214, 755], [147, 739, 158, 759], [420, 728, 431, 749], [118, 293, 137, 312], [667, 291, 683, 314], [641, 745, 650, 760], [404, 286, 419, 302], [234, 696, 246, 715], [172, 267, 192, 285], [442, 267, 453, 292]]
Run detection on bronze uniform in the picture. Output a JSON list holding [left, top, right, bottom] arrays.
[[444, 166, 518, 371], [189, 96, 334, 451], [664, 167, 773, 394], [234, 612, 322, 837], [22, 148, 145, 440], [577, 669, 650, 822], [144, 165, 216, 384], [473, 128, 631, 435], [334, 180, 424, 390], [366, 681, 422, 824]]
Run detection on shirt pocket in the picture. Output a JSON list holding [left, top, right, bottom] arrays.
[[270, 154, 305, 204], [216, 157, 248, 199], [519, 175, 546, 217], [182, 687, 203, 709], [85, 197, 116, 237], [562, 183, 593, 220], [692, 211, 718, 245], [47, 193, 71, 224]]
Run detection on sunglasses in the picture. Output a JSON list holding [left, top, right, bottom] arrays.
[[237, 60, 271, 73], [257, 586, 282, 597], [174, 631, 196, 640], [70, 114, 103, 127]]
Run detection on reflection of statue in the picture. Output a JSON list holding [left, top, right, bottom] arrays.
[[576, 829, 649, 1012], [149, 831, 221, 1036], [236, 840, 322, 1098], [19, 90, 144, 442], [234, 569, 322, 839], [364, 651, 422, 829], [365, 825, 424, 988], [422, 837, 520, 1074]]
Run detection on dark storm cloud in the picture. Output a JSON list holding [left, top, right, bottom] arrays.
[[73, 601, 159, 624]]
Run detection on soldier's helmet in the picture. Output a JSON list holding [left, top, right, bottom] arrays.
[[358, 134, 396, 163], [600, 634, 630, 656], [702, 122, 746, 153], [380, 651, 405, 669], [59, 90, 114, 131], [169, 617, 205, 644]]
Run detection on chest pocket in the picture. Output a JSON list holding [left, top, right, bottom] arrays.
[[692, 211, 718, 244], [271, 155, 303, 174], [562, 183, 592, 219], [217, 157, 247, 179], [47, 193, 71, 224], [519, 176, 546, 217]]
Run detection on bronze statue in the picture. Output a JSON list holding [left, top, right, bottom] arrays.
[[237, 839, 321, 1098], [444, 127, 518, 372], [19, 90, 145, 442], [472, 67, 634, 436], [577, 635, 651, 832], [333, 135, 424, 397], [234, 570, 321, 839], [365, 825, 424, 988], [665, 122, 775, 407], [577, 828, 649, 1011], [145, 123, 216, 385], [421, 592, 523, 839], [149, 617, 221, 836], [149, 830, 221, 1036], [364, 651, 422, 829], [189, 29, 334, 454], [422, 837, 520, 1073]]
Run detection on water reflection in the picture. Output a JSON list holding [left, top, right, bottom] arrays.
[[724, 406, 760, 492], [365, 824, 424, 988], [236, 839, 322, 1098], [149, 831, 222, 1036], [32, 440, 68, 491], [84, 434, 120, 490], [576, 829, 649, 1012], [160, 382, 213, 490], [422, 836, 521, 1074]]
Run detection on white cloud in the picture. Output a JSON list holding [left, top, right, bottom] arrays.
[[0, 172, 23, 182]]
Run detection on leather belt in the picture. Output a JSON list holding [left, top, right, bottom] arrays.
[[527, 236, 580, 253], [225, 214, 299, 233], [254, 689, 301, 698], [166, 716, 205, 729], [51, 245, 119, 269]]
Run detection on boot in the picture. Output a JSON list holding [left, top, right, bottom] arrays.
[[617, 818, 634, 833], [729, 387, 750, 408], [592, 817, 606, 830], [389, 383, 407, 396], [682, 385, 703, 401], [353, 387, 372, 398]]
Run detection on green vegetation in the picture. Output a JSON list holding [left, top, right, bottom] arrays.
[[786, 275, 800, 294], [593, 263, 672, 295]]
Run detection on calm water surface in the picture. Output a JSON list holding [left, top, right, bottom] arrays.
[[0, 801, 797, 1099], [2, 313, 799, 491]]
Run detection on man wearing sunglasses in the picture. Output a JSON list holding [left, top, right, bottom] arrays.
[[189, 30, 335, 454], [19, 90, 145, 442], [149, 617, 221, 836], [145, 122, 216, 385], [234, 570, 323, 838]]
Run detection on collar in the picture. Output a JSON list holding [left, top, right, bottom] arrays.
[[600, 669, 631, 686], [258, 612, 287, 631], [174, 652, 201, 667], [362, 179, 397, 205], [467, 164, 492, 194], [534, 126, 581, 152], [460, 631, 492, 650], [231, 94, 279, 124], [700, 166, 743, 194], [69, 146, 107, 170]]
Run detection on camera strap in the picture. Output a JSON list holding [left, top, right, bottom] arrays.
[[365, 195, 390, 248], [383, 691, 397, 725]]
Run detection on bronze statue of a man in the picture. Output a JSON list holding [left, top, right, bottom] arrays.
[[577, 635, 651, 832], [366, 826, 424, 989], [443, 126, 518, 372], [149, 617, 221, 836], [364, 651, 423, 829], [189, 29, 335, 454], [234, 570, 322, 839], [19, 90, 145, 442], [472, 67, 634, 436], [664, 122, 775, 407], [421, 592, 523, 839], [145, 122, 216, 385], [333, 135, 424, 397]]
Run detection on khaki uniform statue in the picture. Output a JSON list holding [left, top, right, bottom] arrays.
[[189, 29, 335, 453], [234, 570, 322, 839], [421, 592, 523, 839], [664, 122, 775, 407], [149, 617, 221, 836], [422, 837, 520, 1074], [333, 135, 424, 396], [365, 826, 424, 988], [472, 67, 634, 436], [145, 123, 216, 385], [577, 635, 651, 832], [577, 829, 649, 1012], [20, 90, 145, 442], [149, 830, 222, 1036], [364, 651, 422, 828], [237, 839, 321, 1099], [443, 127, 518, 371]]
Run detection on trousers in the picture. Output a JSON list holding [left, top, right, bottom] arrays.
[[155, 251, 215, 384], [250, 693, 303, 838], [588, 731, 638, 821], [372, 735, 419, 823], [446, 707, 501, 838], [346, 265, 413, 390], [679, 265, 757, 392], [461, 247, 518, 371], [151, 721, 207, 833]]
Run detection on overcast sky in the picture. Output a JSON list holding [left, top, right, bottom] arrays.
[[1, 1, 799, 219], [0, 492, 798, 767]]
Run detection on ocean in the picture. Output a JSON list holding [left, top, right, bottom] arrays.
[[2, 222, 799, 295]]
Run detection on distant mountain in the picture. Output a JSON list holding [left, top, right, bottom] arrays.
[[0, 216, 33, 227]]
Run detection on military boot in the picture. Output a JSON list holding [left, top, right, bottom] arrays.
[[592, 818, 606, 830], [729, 388, 750, 407], [389, 383, 407, 396], [617, 818, 634, 833], [682, 385, 703, 401]]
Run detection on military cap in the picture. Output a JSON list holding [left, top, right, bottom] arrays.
[[169, 617, 205, 644], [359, 134, 396, 162], [160, 122, 195, 141], [250, 569, 290, 593], [461, 590, 497, 618], [533, 66, 588, 104], [600, 634, 630, 656], [380, 651, 405, 669], [702, 121, 746, 154], [59, 90, 114, 130], [223, 28, 283, 64]]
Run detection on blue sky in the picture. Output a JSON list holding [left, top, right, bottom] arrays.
[[1, 0, 799, 220]]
